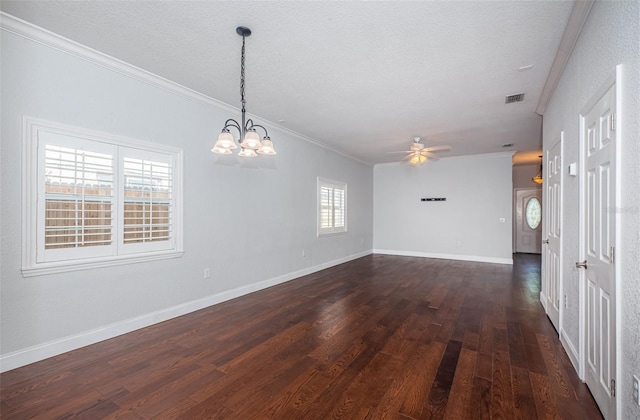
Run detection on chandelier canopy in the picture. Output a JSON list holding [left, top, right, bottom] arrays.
[[212, 26, 276, 157]]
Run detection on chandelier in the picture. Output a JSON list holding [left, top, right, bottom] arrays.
[[211, 26, 276, 157], [532, 155, 543, 184]]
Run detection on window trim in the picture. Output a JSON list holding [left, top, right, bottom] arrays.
[[317, 177, 347, 236], [22, 116, 184, 277]]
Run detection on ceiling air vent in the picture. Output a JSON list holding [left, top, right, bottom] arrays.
[[505, 93, 525, 104]]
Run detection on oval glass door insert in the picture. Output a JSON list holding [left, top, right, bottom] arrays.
[[525, 197, 541, 229]]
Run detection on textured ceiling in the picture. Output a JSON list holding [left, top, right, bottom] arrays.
[[1, 1, 574, 164]]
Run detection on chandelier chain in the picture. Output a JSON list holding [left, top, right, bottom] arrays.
[[240, 35, 246, 108]]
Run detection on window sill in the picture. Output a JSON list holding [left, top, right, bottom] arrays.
[[318, 230, 348, 237], [21, 250, 184, 277]]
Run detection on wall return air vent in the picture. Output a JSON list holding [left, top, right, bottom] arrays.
[[505, 93, 525, 104]]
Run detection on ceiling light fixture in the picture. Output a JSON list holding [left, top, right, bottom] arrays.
[[211, 26, 276, 157], [532, 155, 543, 184]]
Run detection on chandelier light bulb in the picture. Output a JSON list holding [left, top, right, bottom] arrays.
[[241, 130, 261, 150], [257, 137, 276, 155], [238, 148, 257, 158], [218, 130, 237, 149]]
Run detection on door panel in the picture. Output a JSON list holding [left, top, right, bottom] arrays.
[[582, 84, 616, 419], [544, 138, 562, 331]]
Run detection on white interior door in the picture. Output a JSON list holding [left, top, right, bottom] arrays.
[[544, 138, 562, 331], [581, 83, 616, 419], [514, 189, 542, 254]]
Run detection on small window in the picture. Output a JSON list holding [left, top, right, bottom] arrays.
[[525, 197, 541, 229], [318, 178, 347, 235], [23, 117, 183, 276]]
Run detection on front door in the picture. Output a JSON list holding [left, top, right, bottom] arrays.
[[514, 189, 542, 254], [544, 138, 562, 331], [581, 83, 616, 419]]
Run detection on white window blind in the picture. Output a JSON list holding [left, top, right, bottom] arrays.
[[24, 117, 183, 276], [123, 156, 172, 245], [44, 144, 114, 250], [318, 178, 347, 235]]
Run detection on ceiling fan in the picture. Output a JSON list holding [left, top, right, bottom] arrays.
[[390, 137, 451, 166]]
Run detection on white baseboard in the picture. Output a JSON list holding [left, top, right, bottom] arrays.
[[560, 328, 581, 379], [373, 249, 513, 265], [0, 250, 372, 373]]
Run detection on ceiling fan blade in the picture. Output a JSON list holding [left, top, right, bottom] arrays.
[[422, 145, 451, 152], [386, 151, 412, 154], [421, 151, 440, 160]]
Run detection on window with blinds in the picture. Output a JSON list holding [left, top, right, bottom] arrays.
[[24, 118, 183, 275], [123, 157, 172, 244], [318, 178, 347, 235], [44, 144, 114, 250]]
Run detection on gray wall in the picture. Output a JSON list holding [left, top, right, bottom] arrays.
[[373, 153, 514, 264], [512, 163, 544, 190], [0, 28, 373, 369], [542, 1, 640, 418]]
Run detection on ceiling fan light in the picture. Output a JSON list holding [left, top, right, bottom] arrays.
[[257, 137, 276, 155], [410, 154, 427, 166]]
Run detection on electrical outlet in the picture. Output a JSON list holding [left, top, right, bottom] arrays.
[[633, 375, 640, 406], [564, 294, 568, 308], [203, 268, 211, 279]]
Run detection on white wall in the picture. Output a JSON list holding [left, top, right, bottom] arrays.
[[373, 153, 513, 264], [542, 1, 640, 418], [0, 23, 373, 370]]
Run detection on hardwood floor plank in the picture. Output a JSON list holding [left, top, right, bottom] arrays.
[[0, 254, 602, 420], [511, 366, 539, 420], [442, 347, 476, 419], [490, 349, 515, 419], [113, 363, 223, 418], [530, 372, 561, 420], [468, 377, 492, 420], [398, 341, 447, 419], [507, 321, 529, 369], [424, 340, 463, 418], [474, 351, 493, 381]]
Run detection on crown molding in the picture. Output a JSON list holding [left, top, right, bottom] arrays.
[[0, 12, 371, 166], [0, 12, 238, 114], [535, 0, 595, 115]]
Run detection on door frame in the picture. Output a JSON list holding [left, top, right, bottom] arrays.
[[577, 67, 622, 417]]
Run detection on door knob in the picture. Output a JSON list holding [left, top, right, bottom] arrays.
[[575, 260, 588, 269], [542, 239, 549, 244]]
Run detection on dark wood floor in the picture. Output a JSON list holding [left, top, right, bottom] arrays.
[[1, 254, 602, 419]]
